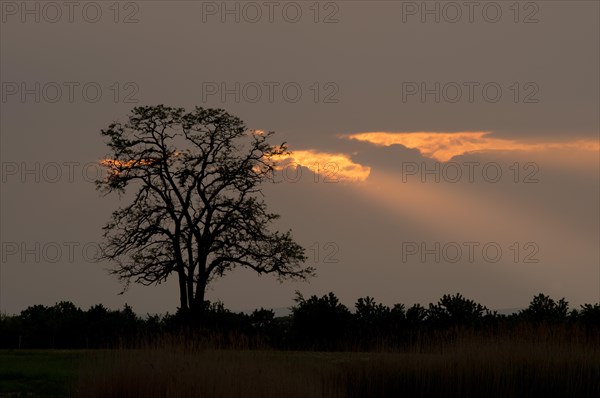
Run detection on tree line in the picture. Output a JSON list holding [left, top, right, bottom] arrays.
[[1, 293, 599, 350]]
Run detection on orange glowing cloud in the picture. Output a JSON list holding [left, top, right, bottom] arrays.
[[100, 158, 159, 168], [345, 132, 600, 162], [101, 150, 371, 182], [99, 158, 162, 176], [272, 150, 371, 182]]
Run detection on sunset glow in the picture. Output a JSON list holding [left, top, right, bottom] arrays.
[[101, 150, 371, 183], [273, 150, 371, 182], [99, 158, 161, 176], [345, 132, 600, 162]]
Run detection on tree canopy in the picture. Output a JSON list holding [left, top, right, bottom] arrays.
[[96, 105, 313, 316]]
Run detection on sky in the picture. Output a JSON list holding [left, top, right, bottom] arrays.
[[1, 1, 599, 314]]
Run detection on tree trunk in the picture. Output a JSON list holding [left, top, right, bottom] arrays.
[[177, 266, 188, 312], [187, 277, 194, 314], [190, 254, 209, 322], [191, 275, 208, 322]]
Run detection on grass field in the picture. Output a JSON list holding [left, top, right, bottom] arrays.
[[2, 329, 598, 398], [73, 338, 600, 398], [0, 350, 84, 397]]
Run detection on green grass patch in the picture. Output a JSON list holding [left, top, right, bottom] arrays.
[[0, 350, 85, 398]]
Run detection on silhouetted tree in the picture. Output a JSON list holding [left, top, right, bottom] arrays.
[[519, 293, 569, 323], [84, 304, 111, 347], [198, 300, 250, 332], [406, 304, 428, 324], [96, 106, 312, 319], [388, 304, 408, 331], [291, 292, 352, 349], [574, 303, 600, 327], [250, 308, 276, 332], [427, 293, 491, 327], [354, 297, 392, 339], [355, 297, 390, 325], [353, 297, 410, 348]]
